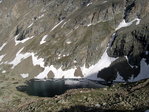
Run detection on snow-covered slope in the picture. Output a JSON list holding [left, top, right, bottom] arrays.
[[0, 0, 149, 83]]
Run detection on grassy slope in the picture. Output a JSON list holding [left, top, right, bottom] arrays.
[[0, 74, 148, 112]]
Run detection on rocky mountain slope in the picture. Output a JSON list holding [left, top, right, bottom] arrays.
[[0, 0, 149, 82], [0, 0, 149, 111]]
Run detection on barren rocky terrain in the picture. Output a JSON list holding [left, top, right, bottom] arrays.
[[0, 0, 149, 111]]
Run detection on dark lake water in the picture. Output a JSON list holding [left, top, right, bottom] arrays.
[[16, 78, 106, 97]]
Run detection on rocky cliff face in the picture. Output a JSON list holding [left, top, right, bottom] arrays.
[[0, 0, 149, 82]]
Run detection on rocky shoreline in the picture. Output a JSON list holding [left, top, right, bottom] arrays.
[[0, 76, 149, 112]]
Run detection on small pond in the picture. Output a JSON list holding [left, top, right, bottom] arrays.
[[16, 78, 106, 97]]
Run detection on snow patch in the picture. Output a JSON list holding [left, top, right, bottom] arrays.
[[0, 42, 7, 51], [40, 35, 48, 45], [63, 54, 66, 57], [8, 48, 46, 69], [136, 18, 141, 25], [58, 56, 61, 59], [0, 55, 5, 62], [61, 19, 70, 28], [0, 0, 2, 3], [103, 1, 107, 4], [27, 23, 33, 28], [35, 67, 50, 79], [2, 70, 6, 73], [116, 18, 141, 31], [125, 56, 134, 68], [7, 47, 118, 80], [66, 41, 72, 44], [87, 23, 92, 27], [20, 73, 29, 78], [73, 60, 77, 63], [61, 22, 67, 28], [87, 2, 92, 6], [31, 54, 45, 68], [50, 20, 64, 32], [35, 65, 77, 79], [38, 14, 44, 19], [85, 49, 117, 80], [15, 35, 34, 46], [9, 48, 31, 69]]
